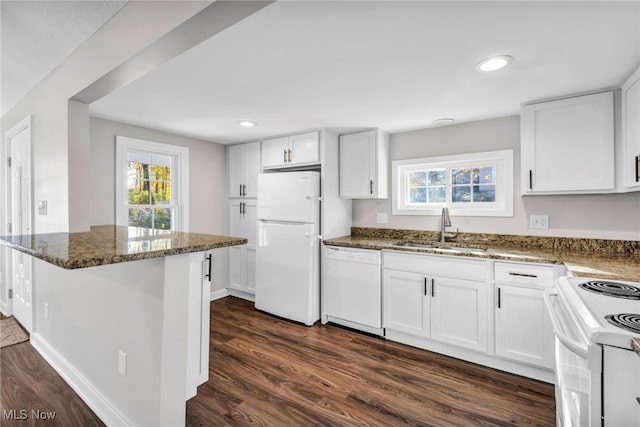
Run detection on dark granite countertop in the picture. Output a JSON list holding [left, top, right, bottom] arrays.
[[0, 225, 247, 269], [324, 228, 640, 283]]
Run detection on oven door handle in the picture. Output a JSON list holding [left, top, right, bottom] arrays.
[[543, 290, 589, 359]]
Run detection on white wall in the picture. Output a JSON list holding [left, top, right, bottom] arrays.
[[353, 116, 640, 240], [90, 117, 229, 290]]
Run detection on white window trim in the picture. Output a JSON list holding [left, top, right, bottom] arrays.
[[115, 136, 189, 232], [392, 149, 513, 217]]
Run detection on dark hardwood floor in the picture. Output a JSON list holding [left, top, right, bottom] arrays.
[[0, 297, 555, 426], [187, 297, 555, 426]]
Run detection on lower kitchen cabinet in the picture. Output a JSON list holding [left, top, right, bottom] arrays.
[[431, 276, 488, 353], [494, 285, 554, 369], [228, 200, 256, 298], [382, 269, 430, 337]]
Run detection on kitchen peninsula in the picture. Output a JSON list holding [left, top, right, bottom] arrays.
[[0, 225, 247, 427]]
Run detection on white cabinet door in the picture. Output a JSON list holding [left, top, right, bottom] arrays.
[[228, 142, 261, 198], [495, 285, 554, 369], [228, 144, 244, 198], [186, 251, 211, 398], [262, 136, 289, 168], [622, 67, 640, 190], [289, 131, 320, 165], [227, 200, 257, 294], [244, 142, 261, 198], [521, 91, 614, 194], [339, 129, 388, 199], [383, 269, 429, 337], [430, 276, 488, 352]]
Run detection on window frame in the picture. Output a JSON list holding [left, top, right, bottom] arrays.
[[392, 149, 513, 217], [115, 136, 189, 232]]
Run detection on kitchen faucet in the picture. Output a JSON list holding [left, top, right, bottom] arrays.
[[440, 207, 458, 243]]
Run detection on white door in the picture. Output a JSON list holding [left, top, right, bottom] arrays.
[[288, 131, 319, 165], [261, 136, 289, 168], [430, 276, 488, 352], [244, 142, 261, 198], [6, 117, 33, 332], [382, 269, 429, 337], [256, 171, 320, 223], [495, 285, 554, 368], [340, 130, 375, 198]]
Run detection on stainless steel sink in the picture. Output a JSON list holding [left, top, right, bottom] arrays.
[[393, 241, 488, 252]]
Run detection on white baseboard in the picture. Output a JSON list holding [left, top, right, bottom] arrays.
[[227, 288, 255, 302], [210, 288, 229, 301], [30, 333, 133, 427]]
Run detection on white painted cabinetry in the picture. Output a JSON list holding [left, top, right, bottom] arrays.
[[431, 275, 488, 353], [521, 91, 615, 194], [339, 129, 389, 198], [621, 66, 640, 190], [383, 269, 430, 337], [228, 200, 257, 298], [494, 262, 555, 369], [186, 251, 212, 399], [382, 252, 488, 353], [228, 142, 260, 198], [262, 131, 320, 169]]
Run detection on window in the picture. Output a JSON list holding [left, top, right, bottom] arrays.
[[116, 137, 189, 232], [392, 150, 513, 217]]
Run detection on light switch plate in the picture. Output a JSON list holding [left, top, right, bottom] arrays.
[[37, 200, 47, 216], [529, 214, 549, 229], [376, 213, 388, 224]]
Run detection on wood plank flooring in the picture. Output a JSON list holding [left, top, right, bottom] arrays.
[[0, 297, 555, 426], [187, 297, 555, 426]]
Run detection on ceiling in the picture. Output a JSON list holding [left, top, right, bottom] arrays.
[[1, 0, 126, 116], [4, 2, 640, 145]]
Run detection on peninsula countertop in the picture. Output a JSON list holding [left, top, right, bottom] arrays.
[[324, 228, 640, 283], [0, 225, 247, 269]]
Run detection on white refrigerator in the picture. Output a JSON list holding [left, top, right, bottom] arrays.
[[255, 171, 321, 326]]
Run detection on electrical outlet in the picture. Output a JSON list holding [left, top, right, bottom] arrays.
[[44, 303, 49, 320], [376, 213, 388, 224], [118, 351, 127, 376], [529, 214, 549, 229]]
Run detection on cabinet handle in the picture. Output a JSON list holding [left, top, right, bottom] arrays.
[[239, 184, 242, 197], [283, 149, 287, 163], [424, 277, 427, 296], [239, 203, 242, 215], [498, 287, 501, 309], [205, 253, 212, 282], [636, 397, 640, 406], [243, 184, 247, 196], [508, 272, 537, 278], [288, 149, 292, 163], [370, 180, 374, 195], [243, 202, 246, 215], [635, 155, 640, 183], [431, 278, 435, 297], [529, 170, 533, 190]]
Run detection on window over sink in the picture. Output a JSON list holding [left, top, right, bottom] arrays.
[[392, 149, 513, 217]]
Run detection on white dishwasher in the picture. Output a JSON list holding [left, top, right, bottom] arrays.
[[322, 246, 382, 336]]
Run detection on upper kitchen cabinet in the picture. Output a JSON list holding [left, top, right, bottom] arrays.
[[521, 91, 615, 195], [228, 142, 261, 198], [621, 66, 640, 190], [339, 129, 389, 199], [262, 131, 320, 169]]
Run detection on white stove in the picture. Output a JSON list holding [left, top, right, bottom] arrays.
[[545, 276, 640, 427]]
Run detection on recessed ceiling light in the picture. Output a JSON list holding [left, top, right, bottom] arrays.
[[432, 118, 455, 126], [475, 55, 513, 72], [237, 120, 257, 127]]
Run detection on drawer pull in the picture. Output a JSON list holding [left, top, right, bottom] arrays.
[[508, 272, 538, 278]]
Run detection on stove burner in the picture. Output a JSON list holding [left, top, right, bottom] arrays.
[[605, 313, 640, 334], [578, 280, 640, 300]]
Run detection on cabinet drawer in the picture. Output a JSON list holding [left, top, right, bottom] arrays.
[[383, 251, 487, 280], [494, 262, 554, 287]]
